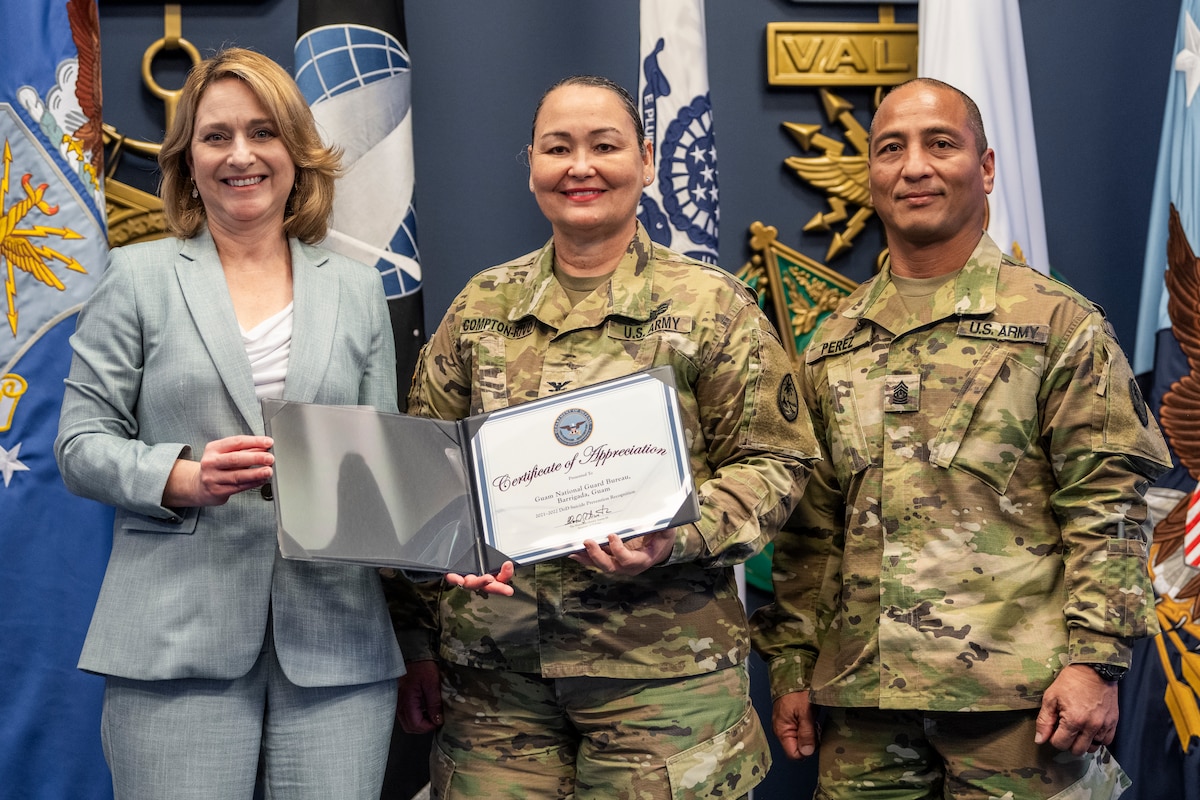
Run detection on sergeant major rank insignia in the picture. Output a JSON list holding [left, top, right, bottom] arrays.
[[884, 374, 919, 412]]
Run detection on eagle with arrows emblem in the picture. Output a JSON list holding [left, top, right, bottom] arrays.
[[783, 88, 873, 263], [1143, 203, 1200, 752]]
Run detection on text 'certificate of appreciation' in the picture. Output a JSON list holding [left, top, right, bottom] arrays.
[[468, 367, 699, 563]]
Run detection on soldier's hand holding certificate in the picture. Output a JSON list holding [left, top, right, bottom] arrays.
[[263, 367, 700, 575]]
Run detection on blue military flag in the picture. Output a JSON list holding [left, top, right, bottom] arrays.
[[295, 0, 424, 400], [0, 0, 114, 797], [1135, 0, 1200, 422], [637, 0, 719, 264], [1116, 1, 1200, 796]]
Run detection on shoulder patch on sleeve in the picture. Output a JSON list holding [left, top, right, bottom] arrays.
[[778, 373, 799, 422], [1129, 376, 1149, 428]]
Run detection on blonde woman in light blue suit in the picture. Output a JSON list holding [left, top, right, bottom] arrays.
[[55, 49, 404, 800]]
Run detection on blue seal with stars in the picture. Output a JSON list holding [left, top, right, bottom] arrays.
[[657, 93, 719, 256]]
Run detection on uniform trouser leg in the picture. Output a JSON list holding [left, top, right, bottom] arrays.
[[430, 664, 770, 800], [815, 706, 1131, 800]]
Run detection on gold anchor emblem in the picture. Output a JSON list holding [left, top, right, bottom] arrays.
[[103, 3, 199, 247]]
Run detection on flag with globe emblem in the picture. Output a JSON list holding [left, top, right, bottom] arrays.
[[0, 0, 115, 796], [637, 0, 719, 264], [295, 0, 424, 399]]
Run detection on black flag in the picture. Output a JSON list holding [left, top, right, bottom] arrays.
[[295, 0, 424, 406]]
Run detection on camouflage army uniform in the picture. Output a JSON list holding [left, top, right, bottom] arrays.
[[398, 223, 817, 799], [751, 234, 1171, 795]]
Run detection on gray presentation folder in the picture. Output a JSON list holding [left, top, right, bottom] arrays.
[[261, 366, 700, 576]]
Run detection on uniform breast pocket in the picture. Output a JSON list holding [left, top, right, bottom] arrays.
[[825, 360, 874, 478], [629, 330, 698, 374], [929, 346, 1039, 495], [467, 333, 512, 412]]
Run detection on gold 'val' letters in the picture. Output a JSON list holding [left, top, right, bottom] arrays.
[[766, 5, 918, 87]]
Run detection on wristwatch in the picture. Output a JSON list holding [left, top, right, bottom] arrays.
[[1085, 663, 1128, 683]]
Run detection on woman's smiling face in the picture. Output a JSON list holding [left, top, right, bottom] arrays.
[[187, 77, 296, 236], [527, 83, 653, 243]]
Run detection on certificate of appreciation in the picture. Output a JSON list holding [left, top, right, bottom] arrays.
[[263, 367, 699, 573]]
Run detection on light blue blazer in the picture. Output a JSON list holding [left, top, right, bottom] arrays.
[[55, 230, 405, 686]]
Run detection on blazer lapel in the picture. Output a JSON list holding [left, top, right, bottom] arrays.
[[285, 240, 338, 403], [175, 232, 264, 433]]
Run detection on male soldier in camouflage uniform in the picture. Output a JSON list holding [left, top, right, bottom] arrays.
[[390, 75, 818, 799], [751, 77, 1173, 798]]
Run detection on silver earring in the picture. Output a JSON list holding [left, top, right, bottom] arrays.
[[191, 182, 198, 199]]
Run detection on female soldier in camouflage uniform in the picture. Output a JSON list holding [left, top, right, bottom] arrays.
[[391, 75, 818, 799]]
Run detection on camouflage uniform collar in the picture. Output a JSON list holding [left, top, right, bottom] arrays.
[[511, 223, 660, 326], [844, 233, 1005, 325]]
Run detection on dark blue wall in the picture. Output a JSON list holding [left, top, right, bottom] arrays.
[[99, 0, 1179, 353]]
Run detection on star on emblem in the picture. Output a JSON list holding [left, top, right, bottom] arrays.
[[1176, 11, 1200, 105], [0, 441, 30, 487]]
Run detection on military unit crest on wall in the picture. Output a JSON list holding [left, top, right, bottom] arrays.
[[738, 4, 917, 361]]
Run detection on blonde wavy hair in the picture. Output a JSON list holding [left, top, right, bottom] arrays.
[[157, 47, 341, 243]]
